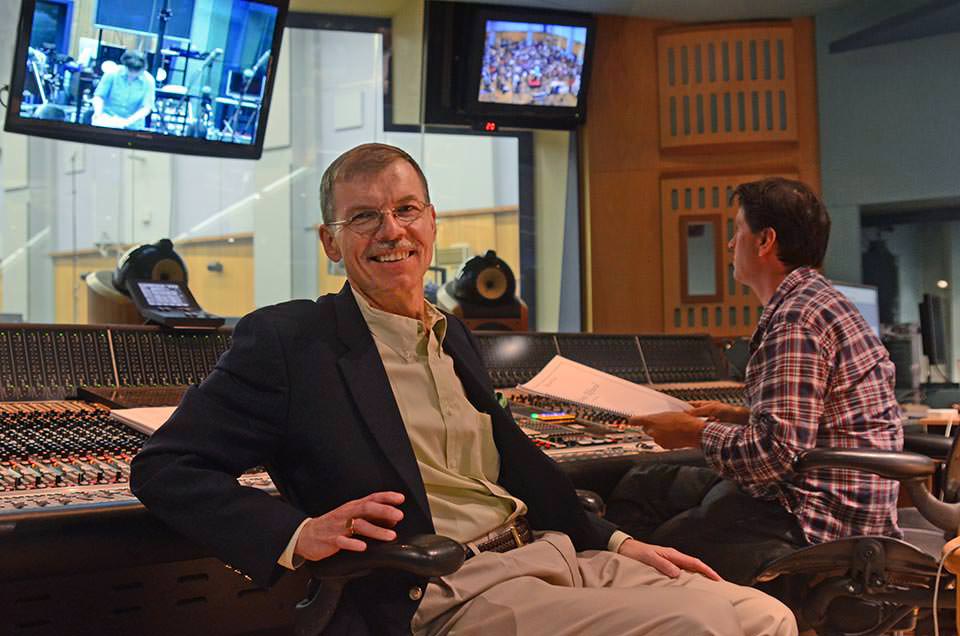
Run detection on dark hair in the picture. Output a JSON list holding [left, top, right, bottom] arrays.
[[731, 177, 831, 269], [319, 143, 430, 225], [120, 50, 146, 71]]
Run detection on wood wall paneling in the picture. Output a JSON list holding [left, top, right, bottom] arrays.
[[657, 25, 798, 149], [659, 174, 803, 337], [584, 17, 821, 336], [584, 16, 669, 333]]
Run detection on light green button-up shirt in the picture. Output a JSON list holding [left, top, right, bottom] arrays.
[[352, 288, 525, 542], [278, 288, 629, 568]]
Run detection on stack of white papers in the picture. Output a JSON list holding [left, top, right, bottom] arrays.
[[520, 356, 689, 417], [110, 406, 176, 436]]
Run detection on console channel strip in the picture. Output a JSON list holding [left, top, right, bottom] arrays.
[[503, 388, 664, 463], [0, 401, 273, 518], [651, 380, 746, 406], [0, 324, 232, 402]]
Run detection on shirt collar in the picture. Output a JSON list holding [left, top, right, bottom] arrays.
[[351, 286, 447, 358]]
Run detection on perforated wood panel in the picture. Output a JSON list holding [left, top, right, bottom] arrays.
[[657, 24, 797, 148], [661, 174, 795, 336]]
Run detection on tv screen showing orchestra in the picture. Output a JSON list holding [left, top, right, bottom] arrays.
[[479, 21, 588, 109], [5, 0, 287, 158]]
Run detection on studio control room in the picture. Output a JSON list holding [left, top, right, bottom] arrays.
[[1, 1, 959, 635]]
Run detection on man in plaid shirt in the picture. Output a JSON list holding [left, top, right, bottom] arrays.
[[606, 177, 903, 585]]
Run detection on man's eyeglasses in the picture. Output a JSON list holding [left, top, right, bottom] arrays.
[[326, 200, 432, 236]]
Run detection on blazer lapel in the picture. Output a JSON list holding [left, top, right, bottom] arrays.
[[442, 323, 499, 415], [332, 285, 432, 523]]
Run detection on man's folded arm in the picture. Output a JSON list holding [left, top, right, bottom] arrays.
[[131, 311, 308, 586]]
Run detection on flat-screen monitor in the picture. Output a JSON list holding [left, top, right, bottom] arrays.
[[832, 281, 880, 336], [919, 293, 948, 366], [425, 1, 595, 130], [4, 0, 289, 159]]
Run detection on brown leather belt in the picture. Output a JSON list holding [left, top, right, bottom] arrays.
[[465, 516, 533, 559]]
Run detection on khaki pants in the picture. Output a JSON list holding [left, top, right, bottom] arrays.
[[412, 532, 797, 636]]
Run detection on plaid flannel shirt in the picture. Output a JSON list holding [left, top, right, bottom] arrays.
[[701, 267, 903, 544]]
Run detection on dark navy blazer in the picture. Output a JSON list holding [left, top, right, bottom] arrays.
[[131, 283, 615, 635]]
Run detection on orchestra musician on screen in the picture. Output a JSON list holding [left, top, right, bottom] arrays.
[[18, 1, 272, 144], [91, 49, 155, 130]]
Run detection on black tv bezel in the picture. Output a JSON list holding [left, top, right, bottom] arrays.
[[4, 0, 290, 160], [462, 6, 595, 130]]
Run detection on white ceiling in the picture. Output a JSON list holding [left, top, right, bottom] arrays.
[[452, 0, 854, 22]]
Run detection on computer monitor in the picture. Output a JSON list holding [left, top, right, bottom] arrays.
[[831, 281, 880, 336], [919, 293, 948, 366]]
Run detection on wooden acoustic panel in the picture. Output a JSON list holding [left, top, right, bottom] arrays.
[[657, 24, 798, 148], [661, 173, 796, 337]]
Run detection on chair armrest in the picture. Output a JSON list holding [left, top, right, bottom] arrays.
[[795, 449, 938, 481], [576, 489, 605, 516], [795, 448, 960, 534], [296, 535, 464, 636], [904, 432, 954, 462], [305, 533, 465, 580]]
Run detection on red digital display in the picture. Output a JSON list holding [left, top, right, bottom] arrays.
[[483, 121, 498, 132]]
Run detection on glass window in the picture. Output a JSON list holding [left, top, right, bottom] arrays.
[[0, 3, 576, 331]]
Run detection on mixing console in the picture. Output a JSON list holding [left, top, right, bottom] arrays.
[[556, 334, 648, 384], [475, 333, 560, 387], [504, 388, 664, 463], [112, 329, 231, 387], [637, 334, 723, 383], [0, 326, 114, 401], [652, 380, 747, 406], [0, 325, 735, 634], [0, 324, 230, 402], [0, 400, 273, 519], [475, 332, 737, 386], [0, 327, 742, 523]]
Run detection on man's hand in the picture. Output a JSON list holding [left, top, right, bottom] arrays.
[[617, 538, 721, 581], [294, 491, 405, 562], [629, 411, 705, 449], [688, 400, 750, 425]]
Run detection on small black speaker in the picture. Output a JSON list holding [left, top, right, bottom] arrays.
[[437, 250, 528, 331], [113, 238, 187, 295]]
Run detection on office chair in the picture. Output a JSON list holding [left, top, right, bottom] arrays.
[[752, 434, 960, 636], [294, 490, 603, 635], [294, 534, 465, 636]]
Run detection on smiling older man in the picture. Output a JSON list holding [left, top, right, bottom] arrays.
[[131, 144, 796, 636]]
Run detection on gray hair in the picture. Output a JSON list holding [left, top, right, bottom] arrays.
[[319, 143, 431, 225]]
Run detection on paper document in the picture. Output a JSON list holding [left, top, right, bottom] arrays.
[[110, 406, 176, 436], [520, 356, 690, 417]]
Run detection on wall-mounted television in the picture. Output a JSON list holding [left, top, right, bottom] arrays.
[[425, 1, 595, 130], [4, 0, 289, 159]]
